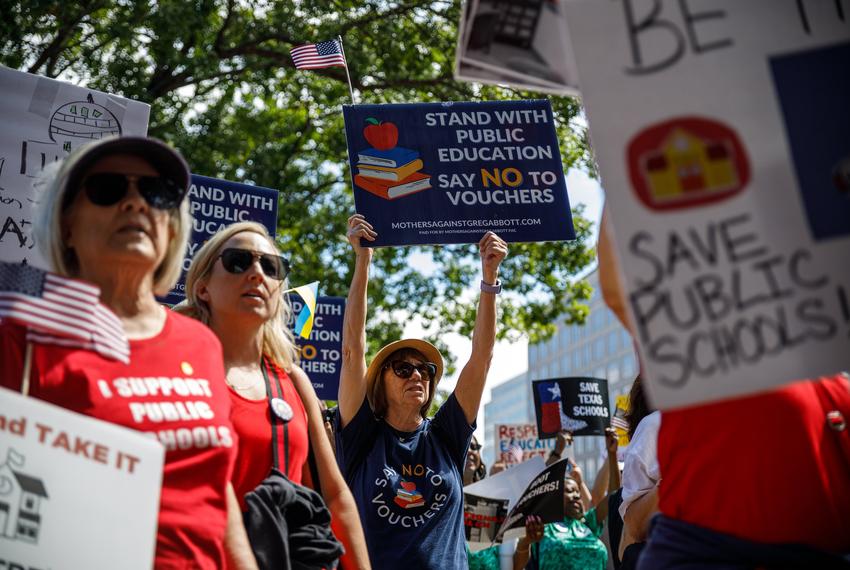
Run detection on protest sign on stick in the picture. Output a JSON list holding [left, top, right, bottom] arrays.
[[342, 100, 575, 246], [454, 0, 582, 96], [464, 493, 508, 545], [532, 377, 611, 438], [160, 174, 278, 306], [495, 459, 568, 541], [495, 423, 560, 464], [288, 295, 345, 401], [0, 387, 164, 569], [563, 0, 850, 409], [0, 66, 150, 267]]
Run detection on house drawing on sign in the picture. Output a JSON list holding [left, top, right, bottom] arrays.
[[0, 449, 48, 544], [640, 128, 739, 203]]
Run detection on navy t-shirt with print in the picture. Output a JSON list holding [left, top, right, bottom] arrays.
[[336, 393, 474, 569]]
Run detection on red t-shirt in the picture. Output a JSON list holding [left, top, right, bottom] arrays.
[[229, 359, 309, 512], [658, 373, 850, 552], [0, 311, 236, 569]]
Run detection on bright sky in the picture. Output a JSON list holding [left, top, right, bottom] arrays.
[[403, 169, 605, 437]]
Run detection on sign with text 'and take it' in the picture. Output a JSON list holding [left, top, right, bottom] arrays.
[[532, 377, 611, 438], [0, 387, 164, 570], [564, 0, 850, 408], [342, 100, 575, 246], [288, 296, 345, 401], [160, 174, 278, 306], [0, 66, 150, 268]]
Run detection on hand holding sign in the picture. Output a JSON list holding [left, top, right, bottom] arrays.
[[346, 213, 376, 256], [479, 231, 508, 284]]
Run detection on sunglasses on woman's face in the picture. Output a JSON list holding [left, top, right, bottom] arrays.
[[385, 360, 437, 381], [82, 172, 183, 210], [218, 248, 291, 281]]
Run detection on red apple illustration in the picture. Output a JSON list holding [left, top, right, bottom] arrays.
[[363, 118, 398, 150]]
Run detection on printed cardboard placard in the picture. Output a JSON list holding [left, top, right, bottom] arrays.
[[342, 100, 575, 246], [289, 296, 345, 401], [563, 0, 850, 409], [464, 493, 508, 545], [0, 66, 150, 268], [0, 387, 164, 569], [532, 377, 611, 438], [495, 459, 568, 541], [463, 456, 545, 512], [160, 174, 279, 306], [495, 423, 560, 464], [453, 0, 582, 96]]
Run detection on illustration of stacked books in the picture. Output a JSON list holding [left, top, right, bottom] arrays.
[[394, 481, 426, 509], [354, 147, 432, 200]]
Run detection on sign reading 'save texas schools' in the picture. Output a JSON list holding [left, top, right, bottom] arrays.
[[342, 100, 576, 246]]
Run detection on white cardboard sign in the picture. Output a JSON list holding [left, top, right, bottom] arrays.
[[564, 1, 850, 408], [494, 423, 559, 463], [0, 66, 150, 267], [0, 387, 164, 569]]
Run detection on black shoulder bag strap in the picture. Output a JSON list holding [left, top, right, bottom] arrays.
[[261, 356, 289, 474]]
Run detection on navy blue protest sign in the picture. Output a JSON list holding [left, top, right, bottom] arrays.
[[533, 377, 610, 438], [289, 296, 345, 401], [342, 100, 575, 246], [160, 174, 278, 305]]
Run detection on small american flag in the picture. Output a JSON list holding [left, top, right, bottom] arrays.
[[505, 439, 524, 465], [611, 407, 630, 432], [0, 261, 130, 363], [290, 39, 347, 70]]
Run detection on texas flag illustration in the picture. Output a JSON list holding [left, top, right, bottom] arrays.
[[537, 381, 563, 434]]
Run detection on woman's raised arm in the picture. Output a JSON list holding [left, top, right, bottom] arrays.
[[453, 232, 508, 424], [338, 214, 376, 426]]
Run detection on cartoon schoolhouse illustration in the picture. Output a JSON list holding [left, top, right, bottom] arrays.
[[0, 449, 49, 544], [627, 117, 750, 212], [353, 118, 432, 200]]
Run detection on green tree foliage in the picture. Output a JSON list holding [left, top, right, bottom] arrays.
[[1, 1, 595, 370]]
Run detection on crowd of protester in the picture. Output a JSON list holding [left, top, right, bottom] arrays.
[[1, 136, 848, 570]]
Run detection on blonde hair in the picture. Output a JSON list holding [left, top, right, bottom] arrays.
[[174, 221, 299, 371], [33, 146, 191, 296]]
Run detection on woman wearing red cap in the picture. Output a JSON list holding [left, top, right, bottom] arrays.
[[336, 213, 508, 569]]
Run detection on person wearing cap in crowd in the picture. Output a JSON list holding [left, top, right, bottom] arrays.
[[335, 213, 508, 568], [0, 136, 256, 569], [175, 221, 370, 569]]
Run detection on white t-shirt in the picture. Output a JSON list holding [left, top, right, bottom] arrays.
[[618, 410, 661, 520]]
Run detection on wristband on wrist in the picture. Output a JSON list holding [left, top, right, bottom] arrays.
[[480, 279, 502, 294]]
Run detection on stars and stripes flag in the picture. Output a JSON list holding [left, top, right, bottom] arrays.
[[290, 39, 347, 70], [504, 439, 524, 465], [0, 261, 130, 363]]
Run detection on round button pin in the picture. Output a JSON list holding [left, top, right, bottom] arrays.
[[271, 397, 293, 422]]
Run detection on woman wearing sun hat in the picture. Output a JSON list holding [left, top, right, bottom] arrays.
[[335, 213, 508, 569]]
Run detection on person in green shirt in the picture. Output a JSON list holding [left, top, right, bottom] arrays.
[[514, 428, 620, 570]]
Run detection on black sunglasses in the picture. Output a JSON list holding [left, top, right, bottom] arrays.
[[219, 248, 291, 281], [82, 172, 184, 210], [384, 360, 437, 381]]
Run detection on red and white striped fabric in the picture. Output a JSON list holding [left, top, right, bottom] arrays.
[[505, 440, 525, 464], [289, 39, 347, 70], [0, 261, 129, 363]]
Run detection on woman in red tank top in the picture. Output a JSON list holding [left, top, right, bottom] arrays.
[[176, 221, 369, 569]]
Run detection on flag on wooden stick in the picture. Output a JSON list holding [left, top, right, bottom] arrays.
[[0, 261, 130, 363]]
